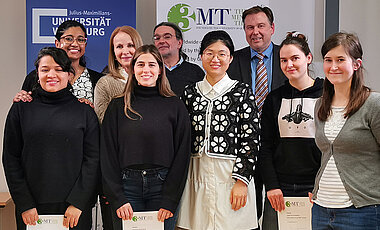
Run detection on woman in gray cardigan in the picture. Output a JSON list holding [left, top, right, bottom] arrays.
[[312, 32, 380, 229]]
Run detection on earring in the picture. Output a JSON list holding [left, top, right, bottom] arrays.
[[37, 79, 40, 83]]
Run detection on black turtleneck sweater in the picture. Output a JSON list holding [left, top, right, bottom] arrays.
[[101, 85, 191, 213], [2, 86, 100, 213], [260, 78, 324, 192]]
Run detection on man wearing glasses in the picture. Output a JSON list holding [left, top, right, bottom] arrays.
[[153, 22, 204, 96]]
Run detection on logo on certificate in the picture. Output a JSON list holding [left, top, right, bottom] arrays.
[[285, 200, 306, 207], [132, 215, 154, 222], [36, 217, 58, 224]]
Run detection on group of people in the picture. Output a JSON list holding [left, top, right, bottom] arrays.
[[3, 4, 380, 230]]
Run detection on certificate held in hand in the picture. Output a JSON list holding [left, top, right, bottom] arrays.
[[27, 215, 68, 230], [123, 211, 164, 230], [277, 197, 312, 230]]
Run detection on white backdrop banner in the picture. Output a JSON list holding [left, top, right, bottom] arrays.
[[157, 0, 269, 66]]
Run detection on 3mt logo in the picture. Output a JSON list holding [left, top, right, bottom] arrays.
[[167, 4, 196, 32], [37, 219, 42, 224], [285, 200, 305, 207], [132, 216, 138, 222]]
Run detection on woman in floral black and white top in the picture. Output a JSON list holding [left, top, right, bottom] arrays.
[[14, 20, 102, 105], [177, 30, 260, 230]]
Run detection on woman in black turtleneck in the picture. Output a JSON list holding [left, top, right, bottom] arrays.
[[101, 45, 191, 230], [3, 47, 99, 230]]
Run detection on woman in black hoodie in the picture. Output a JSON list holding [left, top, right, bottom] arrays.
[[260, 32, 323, 230]]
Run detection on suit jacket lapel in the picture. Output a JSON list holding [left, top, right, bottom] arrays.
[[240, 47, 252, 87], [271, 44, 285, 90]]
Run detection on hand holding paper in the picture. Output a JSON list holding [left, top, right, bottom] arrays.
[[157, 208, 173, 222], [22, 208, 39, 225], [308, 192, 314, 204], [267, 189, 285, 211], [277, 197, 312, 230], [26, 215, 68, 230], [63, 205, 82, 228], [117, 203, 134, 220], [123, 211, 164, 230]]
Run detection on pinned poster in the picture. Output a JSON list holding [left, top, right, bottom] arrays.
[[156, 0, 269, 66]]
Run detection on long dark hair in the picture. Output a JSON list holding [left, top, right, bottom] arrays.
[[318, 32, 370, 121], [55, 20, 87, 67], [123, 45, 175, 119]]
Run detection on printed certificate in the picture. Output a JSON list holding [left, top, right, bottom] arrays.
[[27, 215, 67, 230], [123, 211, 164, 230], [278, 197, 312, 230]]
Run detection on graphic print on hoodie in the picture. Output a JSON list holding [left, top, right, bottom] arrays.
[[260, 78, 323, 189], [278, 97, 317, 138]]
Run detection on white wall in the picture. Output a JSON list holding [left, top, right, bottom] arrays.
[[340, 0, 380, 91], [136, 0, 156, 44], [270, 0, 325, 77], [0, 0, 26, 192]]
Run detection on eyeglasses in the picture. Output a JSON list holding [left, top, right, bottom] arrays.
[[153, 33, 175, 41], [202, 51, 230, 61], [60, 35, 87, 45]]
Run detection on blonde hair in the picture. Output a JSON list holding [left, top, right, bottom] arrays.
[[124, 45, 175, 119], [108, 26, 143, 80]]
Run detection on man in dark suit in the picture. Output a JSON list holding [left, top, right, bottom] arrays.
[[227, 5, 287, 229], [228, 6, 286, 91]]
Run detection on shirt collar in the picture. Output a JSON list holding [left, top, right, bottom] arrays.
[[199, 73, 233, 95], [166, 56, 184, 71], [119, 67, 129, 82], [250, 42, 273, 59], [119, 67, 128, 78]]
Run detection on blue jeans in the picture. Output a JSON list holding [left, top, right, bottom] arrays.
[[312, 203, 380, 230], [121, 167, 177, 230], [262, 183, 314, 230]]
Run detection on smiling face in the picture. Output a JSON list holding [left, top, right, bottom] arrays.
[[323, 45, 361, 88], [38, 55, 70, 92], [133, 53, 161, 87], [244, 12, 274, 53], [201, 41, 233, 83], [55, 26, 86, 62], [280, 44, 312, 82], [113, 32, 136, 69], [153, 26, 182, 59]]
